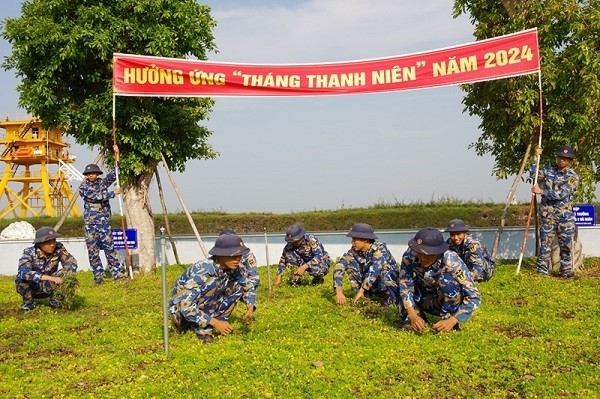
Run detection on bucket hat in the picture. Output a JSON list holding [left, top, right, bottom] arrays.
[[219, 229, 237, 236], [444, 219, 470, 233], [554, 145, 576, 159], [346, 223, 378, 240], [285, 224, 306, 242], [33, 226, 60, 244], [208, 233, 249, 257], [408, 227, 448, 255], [83, 163, 103, 175]]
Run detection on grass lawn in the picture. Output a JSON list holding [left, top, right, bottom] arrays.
[[1, 258, 599, 398]]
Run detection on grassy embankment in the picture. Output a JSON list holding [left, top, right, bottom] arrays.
[[0, 200, 547, 237]]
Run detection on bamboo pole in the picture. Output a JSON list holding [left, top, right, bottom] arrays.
[[154, 165, 181, 264], [160, 153, 209, 259]]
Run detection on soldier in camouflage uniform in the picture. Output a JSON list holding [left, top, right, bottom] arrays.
[[169, 233, 255, 343], [273, 224, 331, 286], [15, 226, 78, 311], [385, 228, 481, 333], [78, 146, 125, 284], [531, 145, 580, 277], [445, 219, 495, 282], [333, 223, 397, 306], [220, 229, 260, 323]]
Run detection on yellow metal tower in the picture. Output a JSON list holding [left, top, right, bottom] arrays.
[[0, 118, 81, 218]]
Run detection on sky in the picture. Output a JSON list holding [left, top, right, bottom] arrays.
[[1, 1, 592, 214]]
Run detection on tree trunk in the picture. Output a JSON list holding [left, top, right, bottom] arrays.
[[123, 168, 156, 273]]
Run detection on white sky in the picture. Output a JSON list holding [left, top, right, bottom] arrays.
[[2, 1, 593, 214]]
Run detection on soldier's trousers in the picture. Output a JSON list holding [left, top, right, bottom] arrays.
[[280, 252, 330, 278], [15, 270, 66, 310], [84, 224, 122, 279], [385, 273, 464, 321], [470, 260, 495, 282], [171, 282, 244, 337], [340, 264, 391, 300], [537, 214, 575, 276]]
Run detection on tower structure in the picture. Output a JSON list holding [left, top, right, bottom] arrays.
[[0, 118, 81, 218]]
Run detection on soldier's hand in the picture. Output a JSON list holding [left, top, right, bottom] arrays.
[[535, 147, 543, 156], [243, 307, 255, 325], [114, 187, 121, 195], [52, 276, 63, 285], [407, 307, 427, 332], [532, 185, 542, 195], [209, 318, 234, 335], [336, 292, 347, 305], [433, 316, 458, 333], [273, 275, 282, 287], [352, 288, 365, 305], [294, 264, 309, 276]]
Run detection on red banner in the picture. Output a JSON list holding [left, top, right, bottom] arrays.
[[113, 29, 540, 97]]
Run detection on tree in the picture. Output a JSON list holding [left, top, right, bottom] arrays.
[[452, 0, 600, 202], [2, 0, 219, 272]]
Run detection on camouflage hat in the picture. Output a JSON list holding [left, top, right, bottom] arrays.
[[33, 226, 60, 244], [554, 145, 576, 159], [408, 227, 448, 255], [219, 229, 237, 236], [82, 163, 103, 175], [346, 223, 378, 240], [284, 224, 306, 242], [209, 233, 249, 257], [444, 219, 470, 233]]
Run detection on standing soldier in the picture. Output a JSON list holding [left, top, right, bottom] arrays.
[[386, 228, 481, 333], [169, 233, 255, 343], [531, 145, 580, 278], [79, 145, 126, 284], [445, 219, 495, 282], [273, 224, 331, 286], [333, 223, 397, 306], [219, 229, 260, 324], [15, 226, 78, 311]]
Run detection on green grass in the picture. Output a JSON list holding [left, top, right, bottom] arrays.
[[1, 259, 599, 398]]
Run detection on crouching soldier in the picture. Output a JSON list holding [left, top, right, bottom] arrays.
[[333, 223, 397, 306], [15, 226, 78, 311], [386, 228, 481, 333], [169, 233, 255, 343], [445, 219, 495, 282], [274, 224, 331, 286]]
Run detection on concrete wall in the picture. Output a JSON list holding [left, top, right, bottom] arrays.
[[2, 226, 598, 276]]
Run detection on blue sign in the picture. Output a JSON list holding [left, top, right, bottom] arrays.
[[112, 228, 138, 249], [573, 204, 596, 226]]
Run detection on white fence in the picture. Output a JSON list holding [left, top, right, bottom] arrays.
[[1, 226, 598, 276]]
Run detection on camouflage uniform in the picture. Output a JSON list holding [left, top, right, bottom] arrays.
[[333, 241, 397, 302], [168, 258, 255, 338], [447, 235, 495, 282], [386, 248, 481, 324], [531, 161, 580, 276], [79, 169, 122, 281], [277, 233, 331, 280], [239, 251, 260, 308], [15, 242, 77, 310]]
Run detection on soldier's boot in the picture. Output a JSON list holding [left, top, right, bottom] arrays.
[[49, 299, 62, 309], [171, 313, 190, 334], [311, 275, 325, 285], [193, 326, 215, 344], [20, 301, 35, 312]]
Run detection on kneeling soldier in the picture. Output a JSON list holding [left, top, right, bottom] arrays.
[[168, 233, 255, 343], [15, 226, 78, 311]]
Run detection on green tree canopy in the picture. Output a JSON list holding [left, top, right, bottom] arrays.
[[453, 0, 600, 201], [2, 0, 218, 180]]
